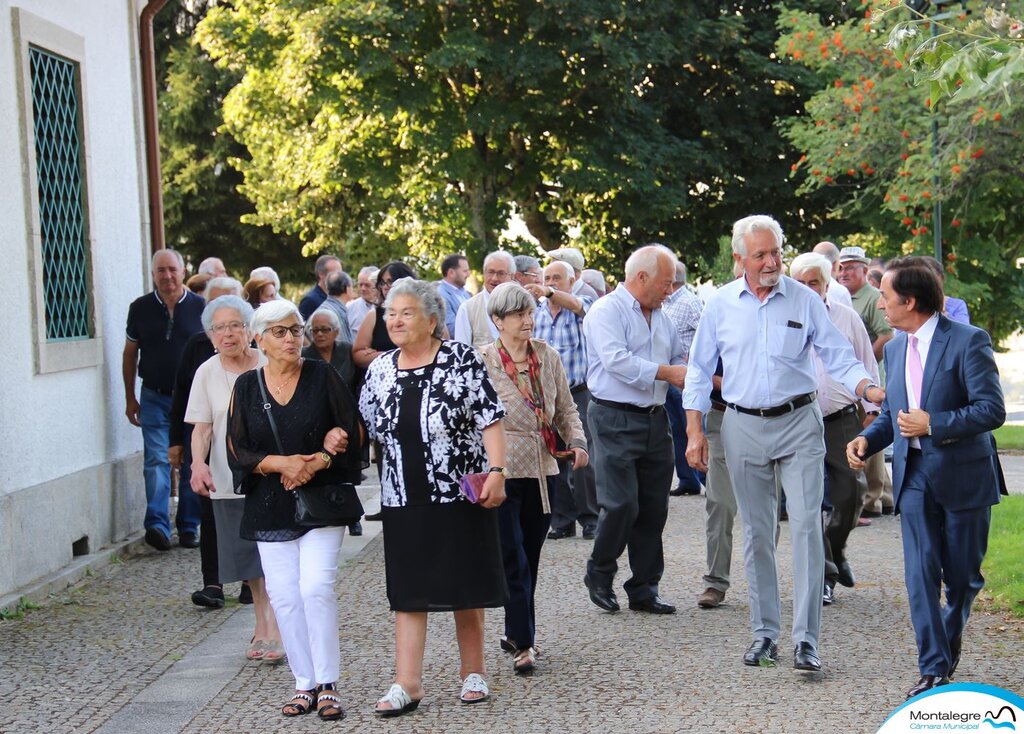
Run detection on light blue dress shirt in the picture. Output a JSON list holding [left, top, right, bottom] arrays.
[[683, 276, 871, 414], [437, 279, 471, 337], [583, 283, 684, 407]]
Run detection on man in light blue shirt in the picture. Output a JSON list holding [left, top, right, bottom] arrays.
[[582, 244, 686, 615], [436, 253, 471, 337], [683, 215, 884, 674]]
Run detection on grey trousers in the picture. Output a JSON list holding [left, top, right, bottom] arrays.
[[703, 408, 737, 592], [550, 387, 599, 531], [721, 402, 825, 648], [823, 408, 868, 582], [586, 401, 674, 602]]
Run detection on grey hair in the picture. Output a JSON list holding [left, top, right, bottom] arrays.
[[307, 306, 345, 344], [249, 266, 281, 292], [813, 241, 841, 264], [326, 270, 352, 296], [581, 269, 607, 295], [197, 256, 224, 276], [358, 265, 380, 280], [624, 244, 678, 281], [789, 253, 832, 286], [673, 262, 688, 286], [488, 281, 537, 319], [382, 278, 446, 339], [514, 254, 541, 274], [152, 248, 184, 270], [251, 299, 302, 336], [483, 250, 517, 274], [545, 260, 573, 280], [205, 276, 243, 298], [201, 295, 254, 333], [731, 215, 784, 256]]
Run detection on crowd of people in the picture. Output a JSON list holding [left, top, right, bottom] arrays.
[[120, 217, 1005, 718]]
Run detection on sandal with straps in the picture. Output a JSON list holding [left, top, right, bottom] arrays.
[[316, 683, 345, 721], [374, 683, 421, 718], [459, 673, 490, 704], [281, 690, 315, 717], [513, 647, 537, 675]]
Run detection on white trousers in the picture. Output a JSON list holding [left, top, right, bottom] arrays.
[[258, 526, 345, 690]]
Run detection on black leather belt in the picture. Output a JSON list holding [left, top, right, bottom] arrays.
[[592, 396, 663, 415], [143, 385, 174, 397], [570, 383, 588, 395], [727, 392, 816, 418], [823, 403, 858, 423], [710, 399, 727, 413]]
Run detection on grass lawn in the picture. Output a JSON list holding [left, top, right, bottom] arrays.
[[981, 495, 1024, 619], [993, 424, 1024, 451]]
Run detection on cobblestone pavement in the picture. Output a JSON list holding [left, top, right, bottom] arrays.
[[1, 487, 1021, 734]]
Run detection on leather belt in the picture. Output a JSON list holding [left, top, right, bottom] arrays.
[[570, 383, 589, 395], [143, 385, 174, 397], [592, 396, 663, 415], [710, 400, 727, 413], [727, 392, 816, 418], [823, 403, 858, 423]]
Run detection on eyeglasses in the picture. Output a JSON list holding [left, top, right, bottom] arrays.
[[484, 270, 510, 279], [210, 321, 246, 335], [310, 326, 337, 335], [264, 325, 304, 339], [379, 279, 394, 289]]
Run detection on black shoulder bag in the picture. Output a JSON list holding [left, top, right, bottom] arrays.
[[256, 368, 363, 527]]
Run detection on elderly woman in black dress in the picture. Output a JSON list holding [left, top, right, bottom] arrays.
[[227, 300, 362, 720], [359, 278, 508, 717]]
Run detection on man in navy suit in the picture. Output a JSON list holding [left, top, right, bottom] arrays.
[[846, 258, 1005, 700]]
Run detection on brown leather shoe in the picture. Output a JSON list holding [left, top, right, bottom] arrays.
[[697, 587, 725, 609]]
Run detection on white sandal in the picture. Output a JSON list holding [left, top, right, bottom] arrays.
[[513, 647, 537, 674], [459, 673, 490, 704], [374, 683, 420, 717]]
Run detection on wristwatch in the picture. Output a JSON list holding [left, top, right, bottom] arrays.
[[547, 287, 555, 299], [860, 382, 879, 400], [318, 451, 333, 468], [488, 466, 509, 478]]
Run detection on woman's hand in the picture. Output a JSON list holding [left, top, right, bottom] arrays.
[[278, 454, 318, 490], [323, 427, 349, 455], [190, 462, 215, 497], [478, 472, 506, 509], [571, 448, 589, 470]]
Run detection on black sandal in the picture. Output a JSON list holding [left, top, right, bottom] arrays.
[[317, 683, 345, 720], [281, 689, 315, 717]]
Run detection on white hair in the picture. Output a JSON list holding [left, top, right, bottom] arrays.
[[544, 260, 573, 280], [731, 215, 784, 256], [483, 250, 517, 274], [789, 252, 832, 285], [249, 266, 281, 292], [201, 295, 254, 333], [383, 278, 446, 339], [488, 281, 537, 318], [152, 248, 184, 270], [624, 244, 677, 281], [358, 266, 380, 280], [250, 299, 302, 336], [307, 306, 346, 345], [205, 276, 243, 299], [813, 241, 840, 264], [198, 256, 224, 276]]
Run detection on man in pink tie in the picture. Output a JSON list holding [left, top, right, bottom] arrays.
[[846, 257, 1005, 701]]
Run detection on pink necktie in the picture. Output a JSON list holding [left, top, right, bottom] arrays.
[[908, 334, 923, 406]]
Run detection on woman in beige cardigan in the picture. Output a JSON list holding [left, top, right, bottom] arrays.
[[480, 282, 588, 674]]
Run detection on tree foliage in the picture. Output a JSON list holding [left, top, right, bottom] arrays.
[[778, 1, 1024, 342]]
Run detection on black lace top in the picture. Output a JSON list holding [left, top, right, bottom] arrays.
[[227, 359, 362, 541]]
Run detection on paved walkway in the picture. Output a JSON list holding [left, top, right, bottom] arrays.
[[1, 476, 1021, 734]]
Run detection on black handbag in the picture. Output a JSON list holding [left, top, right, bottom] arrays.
[[256, 369, 364, 527]]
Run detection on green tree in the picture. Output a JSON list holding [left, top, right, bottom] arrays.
[[778, 1, 1024, 341]]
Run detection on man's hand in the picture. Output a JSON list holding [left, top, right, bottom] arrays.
[[125, 395, 141, 427], [865, 386, 886, 406], [168, 445, 183, 469], [571, 448, 589, 471], [897, 408, 930, 438], [657, 364, 687, 389], [846, 437, 869, 470], [323, 427, 349, 455], [190, 462, 215, 497], [524, 283, 549, 300], [686, 430, 709, 473], [478, 472, 506, 509]]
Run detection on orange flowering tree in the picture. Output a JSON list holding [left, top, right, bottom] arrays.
[[778, 1, 1024, 341]]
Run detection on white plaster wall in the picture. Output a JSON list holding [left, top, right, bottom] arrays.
[[0, 0, 149, 498]]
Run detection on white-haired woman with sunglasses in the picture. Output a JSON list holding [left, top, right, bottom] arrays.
[[227, 299, 363, 720]]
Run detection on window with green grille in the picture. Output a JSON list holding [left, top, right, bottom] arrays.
[[29, 45, 92, 341]]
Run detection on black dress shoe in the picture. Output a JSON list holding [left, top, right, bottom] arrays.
[[836, 560, 856, 588], [144, 528, 171, 552], [906, 675, 949, 699], [949, 636, 962, 679], [348, 521, 363, 536], [583, 574, 619, 612], [238, 582, 253, 605], [364, 511, 383, 521], [581, 525, 596, 540], [793, 642, 821, 672], [628, 597, 677, 614], [669, 486, 701, 496], [743, 638, 778, 666], [822, 582, 835, 606], [178, 531, 200, 549], [191, 585, 225, 608], [547, 525, 576, 540]]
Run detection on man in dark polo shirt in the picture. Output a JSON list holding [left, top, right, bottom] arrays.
[[298, 254, 342, 320], [123, 249, 205, 551]]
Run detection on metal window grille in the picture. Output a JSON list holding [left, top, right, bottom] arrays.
[[29, 46, 92, 341]]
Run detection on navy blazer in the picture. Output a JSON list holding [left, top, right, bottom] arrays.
[[861, 315, 1005, 512]]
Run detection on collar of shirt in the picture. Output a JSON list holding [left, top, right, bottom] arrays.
[[153, 289, 189, 306]]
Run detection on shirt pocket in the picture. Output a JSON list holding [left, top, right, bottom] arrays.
[[770, 321, 806, 360]]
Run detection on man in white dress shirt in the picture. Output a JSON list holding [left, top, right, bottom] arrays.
[[454, 251, 515, 348]]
